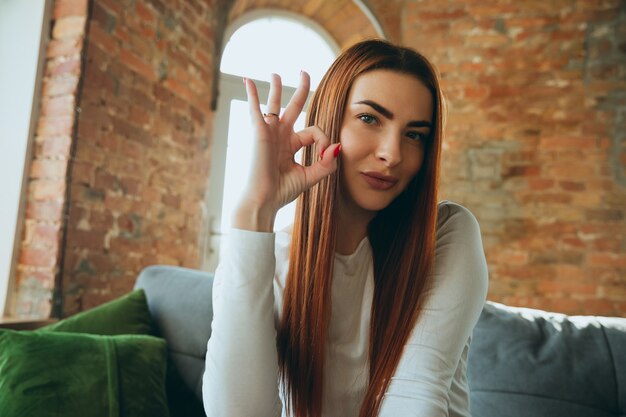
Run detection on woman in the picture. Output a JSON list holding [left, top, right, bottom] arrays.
[[203, 39, 488, 417]]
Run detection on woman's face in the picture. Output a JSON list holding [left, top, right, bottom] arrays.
[[338, 69, 434, 218]]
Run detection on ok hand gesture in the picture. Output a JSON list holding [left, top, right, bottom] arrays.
[[233, 71, 341, 232]]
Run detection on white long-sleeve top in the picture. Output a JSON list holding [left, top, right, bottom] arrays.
[[204, 201, 488, 417]]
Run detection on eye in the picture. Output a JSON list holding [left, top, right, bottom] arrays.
[[358, 114, 377, 125], [406, 131, 428, 142]]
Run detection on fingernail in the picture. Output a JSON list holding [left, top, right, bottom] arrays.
[[333, 144, 341, 158]]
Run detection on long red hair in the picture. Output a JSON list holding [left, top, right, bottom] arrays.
[[277, 39, 444, 417]]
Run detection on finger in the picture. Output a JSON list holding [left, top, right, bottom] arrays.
[[281, 71, 310, 126], [245, 78, 265, 125], [302, 143, 341, 188], [292, 125, 331, 156], [265, 73, 282, 117]]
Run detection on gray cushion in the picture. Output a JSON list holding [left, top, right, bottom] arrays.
[[468, 301, 626, 417], [134, 265, 214, 400]]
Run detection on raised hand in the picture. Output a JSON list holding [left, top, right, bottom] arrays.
[[233, 71, 341, 232]]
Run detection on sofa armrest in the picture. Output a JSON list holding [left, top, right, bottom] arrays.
[[134, 265, 214, 400]]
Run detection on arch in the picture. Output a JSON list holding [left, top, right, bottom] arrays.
[[227, 0, 385, 50], [221, 9, 339, 88], [223, 8, 341, 57]]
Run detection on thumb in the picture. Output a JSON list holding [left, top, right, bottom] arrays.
[[303, 143, 341, 188]]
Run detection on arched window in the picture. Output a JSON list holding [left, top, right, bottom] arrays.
[[203, 12, 337, 271]]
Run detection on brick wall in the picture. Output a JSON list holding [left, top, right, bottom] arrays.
[[11, 0, 625, 318], [13, 0, 218, 317], [403, 0, 626, 315], [12, 0, 89, 318], [60, 0, 217, 315]]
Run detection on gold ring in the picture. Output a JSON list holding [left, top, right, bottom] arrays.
[[263, 112, 279, 118]]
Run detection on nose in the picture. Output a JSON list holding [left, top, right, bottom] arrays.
[[375, 130, 402, 167]]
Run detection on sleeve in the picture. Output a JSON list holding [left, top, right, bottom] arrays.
[[202, 228, 282, 417], [378, 202, 489, 417]]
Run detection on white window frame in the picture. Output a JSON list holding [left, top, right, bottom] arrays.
[[201, 10, 339, 272]]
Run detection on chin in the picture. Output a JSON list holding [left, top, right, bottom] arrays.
[[353, 193, 397, 213]]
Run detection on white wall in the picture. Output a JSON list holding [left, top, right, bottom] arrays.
[[0, 0, 51, 316]]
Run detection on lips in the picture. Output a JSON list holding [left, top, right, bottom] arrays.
[[361, 171, 398, 190]]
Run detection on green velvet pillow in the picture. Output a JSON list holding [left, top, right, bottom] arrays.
[[37, 289, 203, 417], [40, 289, 155, 336], [0, 329, 170, 417]]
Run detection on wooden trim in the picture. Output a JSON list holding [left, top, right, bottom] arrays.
[[0, 317, 57, 330]]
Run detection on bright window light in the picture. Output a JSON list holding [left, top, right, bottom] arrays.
[[221, 17, 336, 89], [221, 100, 305, 233]]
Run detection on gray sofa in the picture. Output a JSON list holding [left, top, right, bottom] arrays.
[[135, 265, 626, 417]]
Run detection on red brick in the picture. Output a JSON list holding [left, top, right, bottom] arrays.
[[586, 209, 624, 222], [31, 180, 66, 200], [558, 181, 586, 191], [562, 236, 587, 249], [114, 26, 130, 43], [16, 270, 56, 288], [555, 265, 586, 281], [129, 106, 151, 127], [19, 247, 58, 268], [528, 179, 554, 190], [545, 298, 582, 315], [71, 161, 96, 184], [26, 200, 65, 222], [67, 230, 106, 251], [33, 223, 62, 247], [139, 25, 157, 40], [119, 49, 157, 82], [591, 238, 622, 251], [136, 2, 157, 24], [588, 253, 626, 268], [52, 16, 87, 39], [503, 165, 541, 178], [519, 193, 572, 204], [35, 136, 70, 159], [540, 136, 598, 149], [88, 23, 119, 54], [582, 299, 617, 316], [546, 163, 595, 178], [601, 285, 626, 301], [37, 116, 74, 136], [47, 38, 84, 58], [538, 281, 597, 295], [47, 57, 81, 77], [99, 0, 123, 16], [163, 78, 196, 103], [31, 160, 68, 179], [42, 75, 80, 97], [41, 95, 75, 117], [53, 0, 89, 19]]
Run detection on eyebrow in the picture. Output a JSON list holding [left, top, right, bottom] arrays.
[[355, 100, 432, 129]]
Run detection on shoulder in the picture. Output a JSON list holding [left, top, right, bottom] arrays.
[[432, 201, 488, 298], [436, 200, 481, 238]]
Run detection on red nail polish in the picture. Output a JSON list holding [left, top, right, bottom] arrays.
[[333, 144, 341, 158]]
